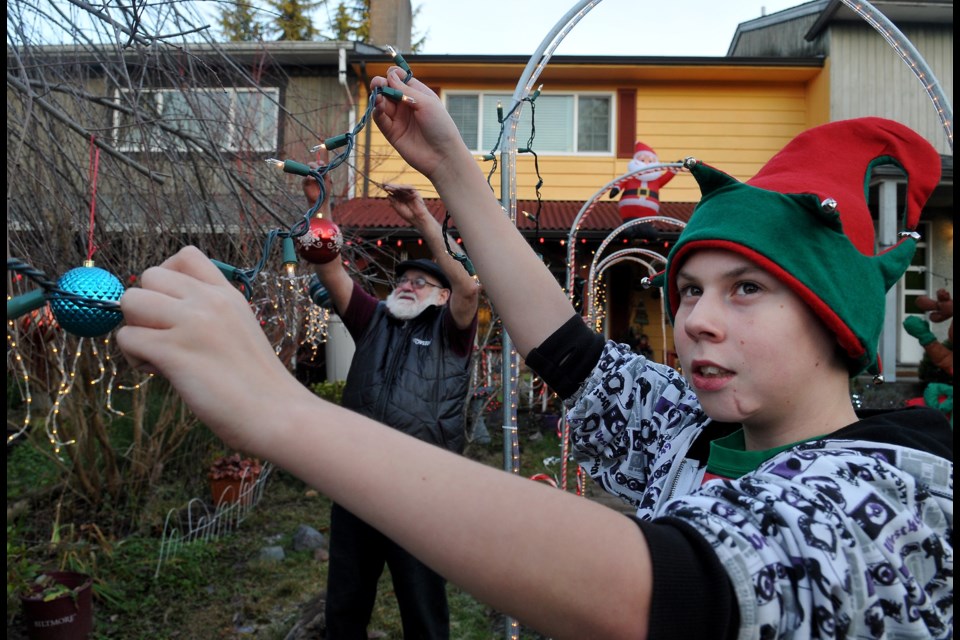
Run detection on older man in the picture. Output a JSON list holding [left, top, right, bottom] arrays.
[[311, 185, 479, 640]]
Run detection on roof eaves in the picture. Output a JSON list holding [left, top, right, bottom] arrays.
[[805, 0, 955, 41], [354, 51, 825, 67], [7, 40, 389, 67], [805, 0, 845, 41], [727, 0, 831, 54]]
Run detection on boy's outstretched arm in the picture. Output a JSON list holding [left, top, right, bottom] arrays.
[[371, 68, 580, 357], [116, 246, 652, 640]]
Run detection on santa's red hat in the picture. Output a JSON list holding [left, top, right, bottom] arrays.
[[634, 141, 656, 156]]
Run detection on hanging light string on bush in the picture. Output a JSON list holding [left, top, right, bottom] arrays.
[[5, 46, 460, 337], [438, 84, 547, 276]]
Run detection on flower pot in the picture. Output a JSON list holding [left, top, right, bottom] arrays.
[[209, 474, 260, 506], [207, 455, 263, 506], [19, 571, 93, 640]]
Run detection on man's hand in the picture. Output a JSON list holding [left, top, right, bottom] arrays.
[[384, 184, 435, 231]]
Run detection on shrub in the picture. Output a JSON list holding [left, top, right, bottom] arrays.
[[309, 380, 346, 405]]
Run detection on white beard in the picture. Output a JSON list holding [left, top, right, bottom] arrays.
[[627, 157, 665, 181], [385, 287, 443, 320]]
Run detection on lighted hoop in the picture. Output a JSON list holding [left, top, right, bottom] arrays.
[[585, 245, 670, 328], [564, 163, 685, 298], [586, 250, 661, 331]]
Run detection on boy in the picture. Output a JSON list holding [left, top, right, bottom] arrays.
[[116, 70, 952, 638]]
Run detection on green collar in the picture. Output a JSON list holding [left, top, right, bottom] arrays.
[[706, 429, 824, 479]]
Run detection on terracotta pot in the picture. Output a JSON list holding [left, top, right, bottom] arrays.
[[19, 571, 93, 640], [209, 473, 260, 506]]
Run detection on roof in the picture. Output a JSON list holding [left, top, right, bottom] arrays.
[[726, 0, 954, 53], [7, 41, 385, 66], [331, 198, 697, 238], [806, 0, 954, 39]]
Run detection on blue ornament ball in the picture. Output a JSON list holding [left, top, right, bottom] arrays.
[[49, 265, 125, 338]]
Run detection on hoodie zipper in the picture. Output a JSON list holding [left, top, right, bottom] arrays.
[[666, 458, 688, 502]]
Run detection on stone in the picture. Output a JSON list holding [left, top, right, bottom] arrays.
[[292, 524, 326, 552], [258, 545, 285, 562]]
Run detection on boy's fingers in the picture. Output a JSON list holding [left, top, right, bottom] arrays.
[[158, 246, 230, 286]]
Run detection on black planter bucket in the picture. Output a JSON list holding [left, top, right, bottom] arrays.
[[20, 571, 94, 640]]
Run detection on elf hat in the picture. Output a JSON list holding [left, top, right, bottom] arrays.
[[661, 117, 941, 376]]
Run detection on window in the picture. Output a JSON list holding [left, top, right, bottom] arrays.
[[446, 91, 612, 154], [899, 221, 932, 364], [113, 87, 280, 152]]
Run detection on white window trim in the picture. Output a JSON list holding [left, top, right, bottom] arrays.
[[112, 87, 280, 153], [898, 220, 933, 365], [443, 89, 615, 157]]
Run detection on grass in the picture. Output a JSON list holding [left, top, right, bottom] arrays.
[[6, 410, 566, 639]]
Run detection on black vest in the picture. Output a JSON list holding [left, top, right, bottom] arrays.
[[341, 303, 471, 453]]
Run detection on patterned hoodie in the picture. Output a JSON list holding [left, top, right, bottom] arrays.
[[564, 341, 953, 639]]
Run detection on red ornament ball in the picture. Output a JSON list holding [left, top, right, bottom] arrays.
[[296, 217, 343, 264]]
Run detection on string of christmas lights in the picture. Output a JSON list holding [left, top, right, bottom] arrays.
[[3, 47, 426, 454]]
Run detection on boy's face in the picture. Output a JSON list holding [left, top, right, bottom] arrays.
[[672, 250, 839, 431]]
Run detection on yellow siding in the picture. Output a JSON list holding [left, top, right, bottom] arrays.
[[358, 68, 818, 203], [806, 57, 831, 129]]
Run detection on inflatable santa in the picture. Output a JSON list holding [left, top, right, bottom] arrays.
[[610, 141, 678, 223]]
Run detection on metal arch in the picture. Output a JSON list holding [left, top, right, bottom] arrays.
[[585, 244, 669, 328], [839, 0, 952, 149], [564, 162, 684, 299], [585, 251, 660, 331]]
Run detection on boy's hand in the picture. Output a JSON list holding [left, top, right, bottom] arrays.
[[116, 246, 302, 455], [370, 68, 472, 185]]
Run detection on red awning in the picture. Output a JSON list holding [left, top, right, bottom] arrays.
[[330, 198, 695, 237]]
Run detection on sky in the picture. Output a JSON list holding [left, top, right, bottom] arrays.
[[18, 1, 807, 56], [412, 0, 808, 56]]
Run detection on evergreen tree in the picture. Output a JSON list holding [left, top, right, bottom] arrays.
[[217, 1, 265, 42], [326, 1, 426, 52], [329, 2, 358, 41], [263, 0, 323, 41], [410, 2, 427, 53]]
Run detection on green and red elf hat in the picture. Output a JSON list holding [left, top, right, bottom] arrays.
[[659, 117, 941, 377]]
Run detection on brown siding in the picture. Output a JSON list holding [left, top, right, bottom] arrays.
[[616, 88, 636, 158]]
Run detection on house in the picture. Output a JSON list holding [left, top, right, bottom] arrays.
[[728, 0, 954, 377], [337, 49, 825, 366], [6, 0, 950, 383], [334, 0, 952, 382]]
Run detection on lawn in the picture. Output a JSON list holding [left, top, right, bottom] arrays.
[[7, 409, 569, 639]]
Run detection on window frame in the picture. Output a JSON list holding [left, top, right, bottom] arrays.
[[442, 89, 616, 156], [112, 86, 281, 153], [898, 220, 933, 365]]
